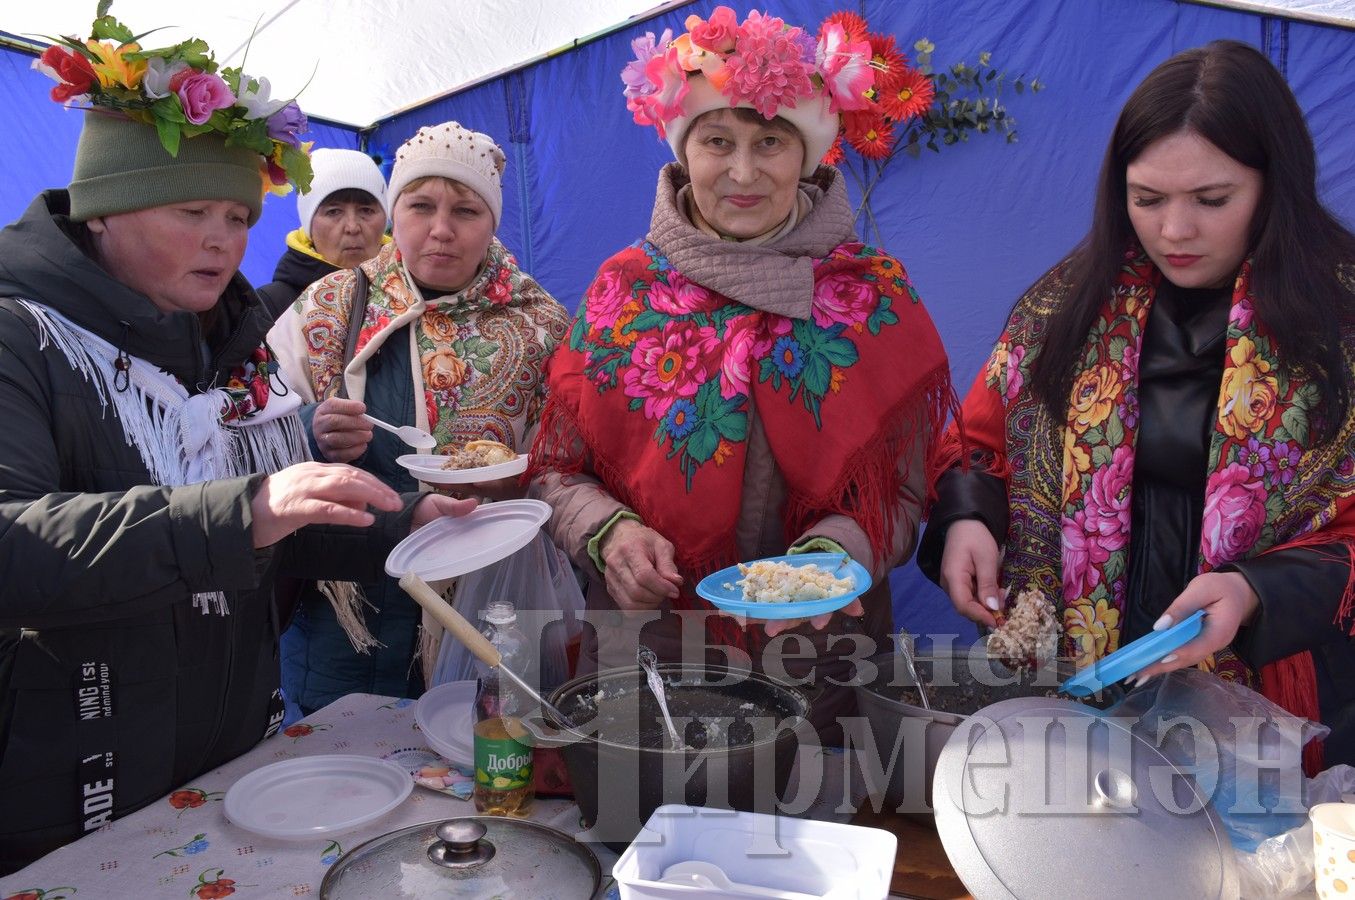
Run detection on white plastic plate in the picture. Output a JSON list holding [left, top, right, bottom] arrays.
[[397, 452, 528, 485], [223, 754, 412, 841], [384, 498, 552, 581], [414, 680, 476, 765]]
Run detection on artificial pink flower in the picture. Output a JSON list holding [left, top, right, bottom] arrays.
[[642, 48, 690, 133], [170, 69, 235, 125], [815, 23, 874, 112], [724, 11, 815, 119], [811, 271, 877, 329], [1201, 462, 1268, 566], [622, 27, 672, 113], [686, 6, 739, 53], [622, 320, 718, 420]]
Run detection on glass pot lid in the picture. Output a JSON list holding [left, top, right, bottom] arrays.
[[932, 696, 1239, 899], [320, 816, 602, 899]]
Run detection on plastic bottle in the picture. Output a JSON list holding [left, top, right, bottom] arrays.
[[472, 600, 534, 816]]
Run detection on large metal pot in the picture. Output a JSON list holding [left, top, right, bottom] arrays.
[[852, 647, 1123, 815], [522, 663, 814, 852]]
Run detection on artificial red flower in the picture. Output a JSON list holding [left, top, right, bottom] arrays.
[[868, 35, 909, 87], [844, 110, 895, 159], [821, 133, 845, 166], [40, 45, 97, 102], [881, 67, 935, 122], [821, 10, 869, 44]]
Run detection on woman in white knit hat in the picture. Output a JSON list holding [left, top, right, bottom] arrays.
[[256, 147, 390, 319], [269, 122, 569, 714]]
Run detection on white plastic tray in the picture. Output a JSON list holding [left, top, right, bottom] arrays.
[[613, 804, 897, 899]]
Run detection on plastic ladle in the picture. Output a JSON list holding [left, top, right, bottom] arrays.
[[637, 646, 686, 751], [658, 860, 823, 899], [398, 572, 577, 729], [362, 413, 437, 450]]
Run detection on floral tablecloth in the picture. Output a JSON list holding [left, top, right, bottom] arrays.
[[0, 693, 624, 900], [1, 692, 864, 900]]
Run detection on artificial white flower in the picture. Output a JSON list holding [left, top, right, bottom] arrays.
[[236, 74, 288, 120], [143, 57, 190, 99]]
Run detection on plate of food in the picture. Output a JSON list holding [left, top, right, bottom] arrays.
[[397, 439, 527, 485], [694, 553, 872, 620]]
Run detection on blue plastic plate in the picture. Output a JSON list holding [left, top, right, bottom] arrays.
[[1061, 609, 1206, 697], [694, 553, 872, 620]]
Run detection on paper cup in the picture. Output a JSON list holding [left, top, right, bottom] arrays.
[[1311, 802, 1355, 898]]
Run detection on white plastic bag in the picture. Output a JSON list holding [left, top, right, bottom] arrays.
[[1238, 764, 1355, 898], [428, 531, 585, 693]]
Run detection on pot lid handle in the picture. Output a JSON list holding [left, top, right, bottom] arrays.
[[428, 819, 496, 869]]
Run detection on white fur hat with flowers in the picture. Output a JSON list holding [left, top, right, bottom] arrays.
[[621, 6, 876, 177], [387, 122, 507, 227], [297, 148, 389, 237]]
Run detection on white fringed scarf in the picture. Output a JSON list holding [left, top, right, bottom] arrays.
[[18, 298, 309, 615]]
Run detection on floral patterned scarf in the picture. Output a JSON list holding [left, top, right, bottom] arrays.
[[951, 247, 1355, 767], [282, 237, 568, 452], [532, 240, 953, 647]]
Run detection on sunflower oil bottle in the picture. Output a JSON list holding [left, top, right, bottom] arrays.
[[472, 601, 534, 816]]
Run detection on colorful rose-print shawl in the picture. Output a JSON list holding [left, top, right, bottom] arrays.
[[532, 240, 953, 648], [294, 238, 568, 451], [948, 247, 1355, 770]]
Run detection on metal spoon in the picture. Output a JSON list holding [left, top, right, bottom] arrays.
[[362, 413, 437, 450], [897, 632, 931, 711], [637, 646, 687, 750]]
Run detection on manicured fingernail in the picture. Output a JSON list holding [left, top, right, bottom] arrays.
[[1152, 614, 1173, 631], [984, 596, 1000, 611], [1160, 654, 1177, 665]]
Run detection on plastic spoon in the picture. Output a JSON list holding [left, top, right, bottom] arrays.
[[658, 860, 823, 899], [362, 413, 436, 450], [896, 632, 931, 711], [637, 646, 686, 751], [398, 572, 577, 729]]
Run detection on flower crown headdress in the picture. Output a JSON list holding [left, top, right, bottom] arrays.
[[622, 6, 876, 139], [32, 2, 313, 196]]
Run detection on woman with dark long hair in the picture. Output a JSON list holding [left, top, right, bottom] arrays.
[[920, 40, 1355, 769]]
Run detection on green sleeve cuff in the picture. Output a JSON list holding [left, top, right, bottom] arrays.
[[788, 537, 848, 557], [586, 509, 642, 573]]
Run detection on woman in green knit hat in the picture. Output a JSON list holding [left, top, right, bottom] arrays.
[[0, 8, 474, 873]]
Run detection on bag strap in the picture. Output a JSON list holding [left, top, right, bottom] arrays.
[[336, 266, 371, 401]]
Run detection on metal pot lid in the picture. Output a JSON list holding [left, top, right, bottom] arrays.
[[319, 816, 602, 899], [932, 696, 1238, 899]]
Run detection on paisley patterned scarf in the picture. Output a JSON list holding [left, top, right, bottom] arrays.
[[285, 237, 568, 452], [950, 247, 1355, 769], [532, 240, 953, 648]]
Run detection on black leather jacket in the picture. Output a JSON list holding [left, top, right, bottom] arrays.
[[920, 281, 1355, 766]]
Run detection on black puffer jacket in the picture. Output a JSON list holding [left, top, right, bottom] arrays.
[[255, 242, 338, 320], [0, 192, 410, 873]]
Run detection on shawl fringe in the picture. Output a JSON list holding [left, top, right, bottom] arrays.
[[318, 580, 384, 654], [1261, 652, 1324, 776]]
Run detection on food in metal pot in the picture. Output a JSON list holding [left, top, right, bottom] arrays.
[[986, 588, 1060, 666], [440, 439, 517, 469], [727, 559, 854, 602]]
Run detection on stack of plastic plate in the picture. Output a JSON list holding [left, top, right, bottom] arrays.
[[415, 680, 476, 765]]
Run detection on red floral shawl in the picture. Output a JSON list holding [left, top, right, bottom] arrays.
[[532, 240, 953, 647], [945, 248, 1355, 770]]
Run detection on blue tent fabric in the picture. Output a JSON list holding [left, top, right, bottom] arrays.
[[4, 0, 1355, 645]]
